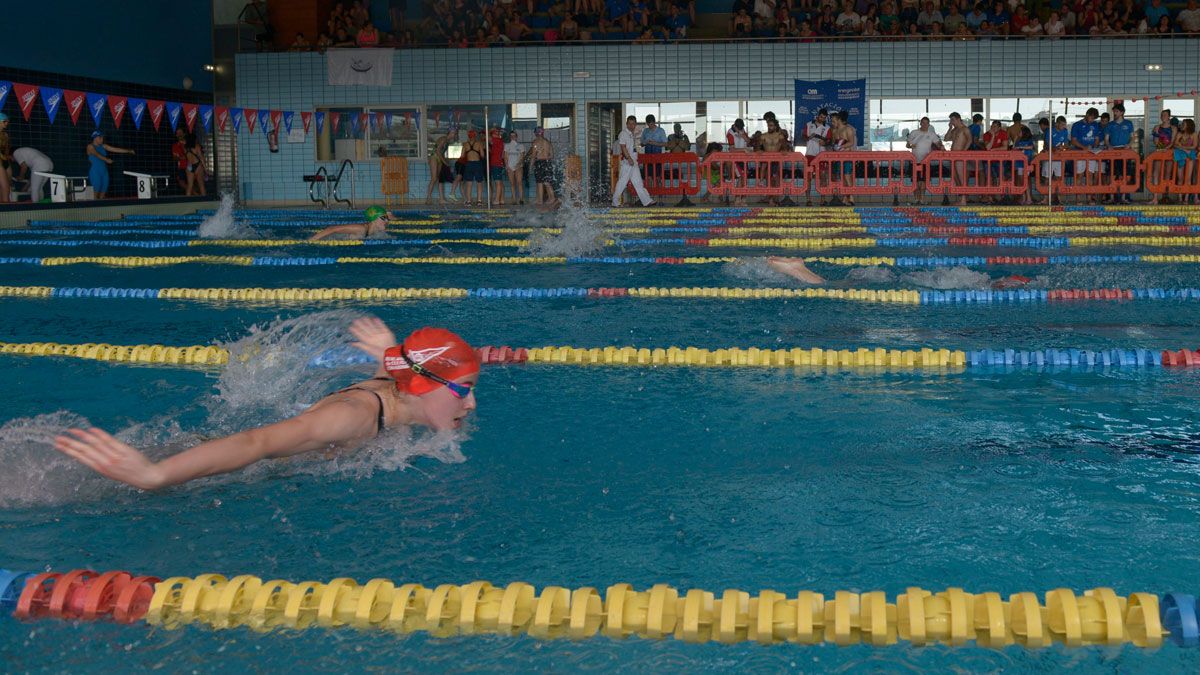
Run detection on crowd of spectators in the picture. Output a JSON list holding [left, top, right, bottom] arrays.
[[279, 0, 1200, 48]]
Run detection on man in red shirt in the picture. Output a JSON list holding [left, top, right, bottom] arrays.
[[171, 128, 188, 194], [980, 120, 1009, 201], [488, 126, 507, 206]]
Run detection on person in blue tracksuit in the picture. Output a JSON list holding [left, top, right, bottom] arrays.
[[85, 130, 134, 199]]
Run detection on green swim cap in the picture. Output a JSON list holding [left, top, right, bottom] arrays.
[[364, 205, 388, 221]]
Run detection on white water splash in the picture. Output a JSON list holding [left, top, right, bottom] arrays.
[[0, 311, 470, 507], [521, 204, 609, 257], [902, 266, 993, 290], [845, 266, 898, 284], [197, 192, 258, 239]]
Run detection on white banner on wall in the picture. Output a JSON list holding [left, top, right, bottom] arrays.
[[327, 49, 394, 87]]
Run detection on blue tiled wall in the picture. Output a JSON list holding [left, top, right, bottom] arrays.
[[235, 40, 1200, 203]]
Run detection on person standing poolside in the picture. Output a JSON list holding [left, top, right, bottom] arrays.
[[829, 111, 858, 206], [309, 205, 390, 240], [488, 126, 507, 206], [462, 130, 486, 206], [184, 133, 208, 197], [0, 113, 11, 203], [426, 128, 455, 204], [801, 108, 830, 206], [530, 127, 559, 208], [612, 115, 656, 208], [85, 130, 134, 200], [944, 112, 973, 206], [53, 318, 480, 490], [504, 130, 527, 205], [905, 116, 943, 204], [758, 117, 789, 205], [1104, 103, 1135, 204], [171, 128, 189, 194], [11, 147, 53, 202]]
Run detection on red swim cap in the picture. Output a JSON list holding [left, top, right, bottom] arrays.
[[383, 327, 480, 396]]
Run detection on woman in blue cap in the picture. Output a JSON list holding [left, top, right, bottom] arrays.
[[308, 205, 390, 240], [85, 130, 134, 199]]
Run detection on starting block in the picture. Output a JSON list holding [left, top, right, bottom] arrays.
[[35, 172, 92, 202], [123, 172, 171, 199]]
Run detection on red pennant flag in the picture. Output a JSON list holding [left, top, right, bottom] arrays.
[[108, 96, 128, 129], [358, 112, 368, 131], [182, 103, 198, 131], [215, 106, 229, 132], [330, 112, 342, 133], [244, 108, 257, 134], [269, 110, 282, 131], [301, 111, 313, 134], [432, 111, 440, 125], [375, 111, 385, 130], [147, 100, 165, 131], [13, 83, 39, 121], [63, 90, 86, 125]]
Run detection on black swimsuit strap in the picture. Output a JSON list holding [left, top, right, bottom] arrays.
[[336, 377, 392, 435]]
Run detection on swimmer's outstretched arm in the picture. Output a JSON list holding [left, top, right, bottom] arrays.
[[53, 399, 380, 490], [308, 223, 368, 241], [348, 315, 398, 377]]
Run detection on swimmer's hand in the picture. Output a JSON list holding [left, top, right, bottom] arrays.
[[349, 316, 398, 363], [53, 428, 166, 491]]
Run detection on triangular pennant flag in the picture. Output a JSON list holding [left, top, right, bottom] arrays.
[[215, 106, 229, 132], [65, 91, 87, 125], [357, 112, 368, 133], [15, 83, 40, 122], [375, 112, 385, 131], [269, 110, 282, 132], [108, 96, 128, 129], [0, 82, 10, 113], [85, 92, 106, 127], [257, 109, 270, 133], [351, 114, 361, 134], [387, 112, 395, 128], [200, 105, 213, 132], [166, 102, 183, 130], [230, 107, 243, 133], [315, 112, 325, 135], [40, 87, 63, 125], [183, 103, 198, 132], [128, 98, 146, 130], [301, 111, 312, 134], [329, 112, 340, 134], [413, 111, 419, 127], [146, 100, 165, 131], [282, 111, 294, 134], [245, 108, 257, 134]]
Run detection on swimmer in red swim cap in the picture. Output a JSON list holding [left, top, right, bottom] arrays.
[[52, 317, 480, 491]]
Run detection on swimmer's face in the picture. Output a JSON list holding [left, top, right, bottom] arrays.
[[421, 373, 478, 431]]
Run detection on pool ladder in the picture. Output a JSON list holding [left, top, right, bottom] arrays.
[[303, 159, 355, 208]]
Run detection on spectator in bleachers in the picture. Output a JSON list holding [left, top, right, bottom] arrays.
[[317, 32, 334, 48], [1022, 11, 1044, 34], [560, 13, 581, 39], [905, 116, 943, 204], [1179, 0, 1200, 31], [879, 0, 900, 31], [1144, 0, 1171, 26], [965, 2, 988, 29], [732, 6, 754, 35], [1045, 10, 1066, 34], [987, 0, 1010, 33], [290, 33, 311, 50], [814, 4, 837, 33], [836, 0, 864, 33], [944, 2, 966, 32], [900, 0, 920, 26], [917, 1, 944, 31], [357, 19, 380, 46], [333, 27, 356, 47]]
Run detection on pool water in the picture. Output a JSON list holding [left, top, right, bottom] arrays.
[[2, 206, 1200, 672]]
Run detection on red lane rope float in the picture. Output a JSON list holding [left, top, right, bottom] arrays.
[[1163, 350, 1200, 367], [13, 569, 158, 623]]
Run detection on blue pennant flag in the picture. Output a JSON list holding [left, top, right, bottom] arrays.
[[282, 110, 294, 133], [315, 111, 326, 135], [0, 81, 10, 112], [166, 102, 183, 130], [128, 98, 147, 130], [257, 109, 270, 132], [86, 92, 107, 127], [199, 105, 213, 132], [230, 107, 243, 132], [40, 87, 63, 125]]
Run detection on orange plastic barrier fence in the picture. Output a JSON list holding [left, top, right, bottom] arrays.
[[1144, 150, 1200, 196], [1031, 149, 1140, 196], [921, 151, 1028, 197], [809, 151, 918, 198], [699, 152, 810, 199], [638, 153, 702, 198], [381, 157, 409, 207]]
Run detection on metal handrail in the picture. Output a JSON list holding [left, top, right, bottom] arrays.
[[307, 166, 328, 207], [331, 159, 355, 208]]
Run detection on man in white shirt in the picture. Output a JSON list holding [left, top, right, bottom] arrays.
[[1178, 0, 1200, 33], [12, 147, 54, 202], [801, 108, 830, 205], [905, 117, 943, 204], [835, 0, 862, 33], [612, 115, 656, 207]]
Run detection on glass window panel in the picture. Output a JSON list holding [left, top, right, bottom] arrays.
[[366, 107, 421, 160], [512, 103, 538, 120], [706, 101, 740, 146], [1163, 99, 1195, 118], [315, 106, 366, 161]]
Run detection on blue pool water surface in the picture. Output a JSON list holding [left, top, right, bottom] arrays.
[[1, 207, 1200, 672]]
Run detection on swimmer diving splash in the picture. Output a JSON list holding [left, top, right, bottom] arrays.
[[53, 317, 479, 490]]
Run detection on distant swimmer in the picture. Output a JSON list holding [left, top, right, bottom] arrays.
[[766, 257, 827, 285], [308, 205, 389, 241], [53, 317, 480, 490]]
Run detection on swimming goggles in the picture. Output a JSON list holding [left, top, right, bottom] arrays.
[[400, 346, 473, 399]]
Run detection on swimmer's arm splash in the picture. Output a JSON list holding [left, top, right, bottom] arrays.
[[349, 316, 398, 377], [308, 223, 367, 241], [53, 401, 377, 490]]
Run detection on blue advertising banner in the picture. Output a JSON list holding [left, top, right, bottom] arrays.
[[794, 79, 866, 147]]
